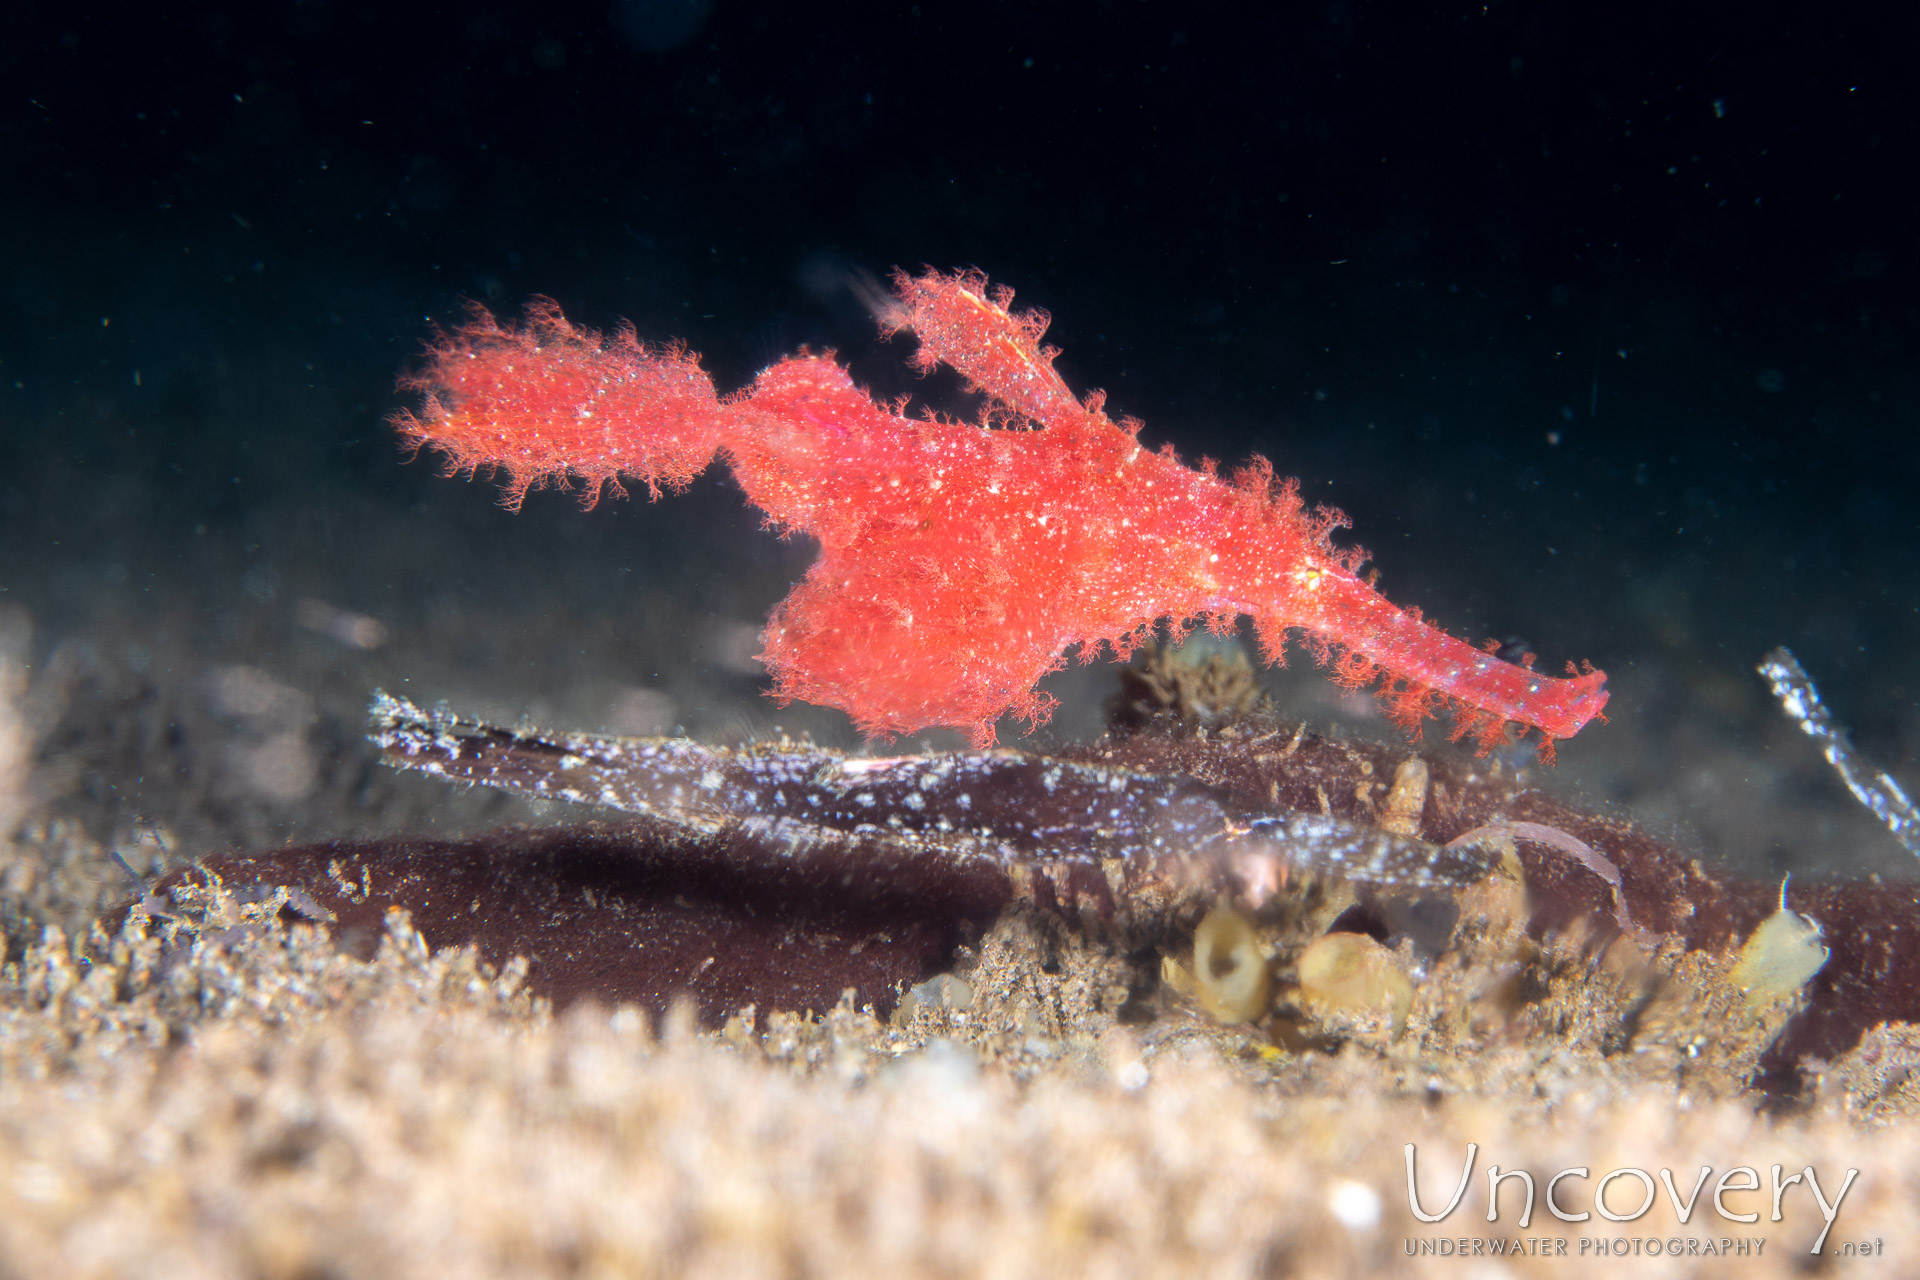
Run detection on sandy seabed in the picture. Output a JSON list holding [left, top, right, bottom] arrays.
[[0, 546, 1915, 1279], [1, 834, 1915, 1279]]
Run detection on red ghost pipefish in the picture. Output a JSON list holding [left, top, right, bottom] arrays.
[[392, 269, 1608, 759]]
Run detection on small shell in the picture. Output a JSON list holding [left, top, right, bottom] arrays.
[[1191, 908, 1272, 1023], [1729, 904, 1829, 1006]]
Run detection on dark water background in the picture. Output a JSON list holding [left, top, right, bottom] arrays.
[[2, 1, 1914, 883]]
